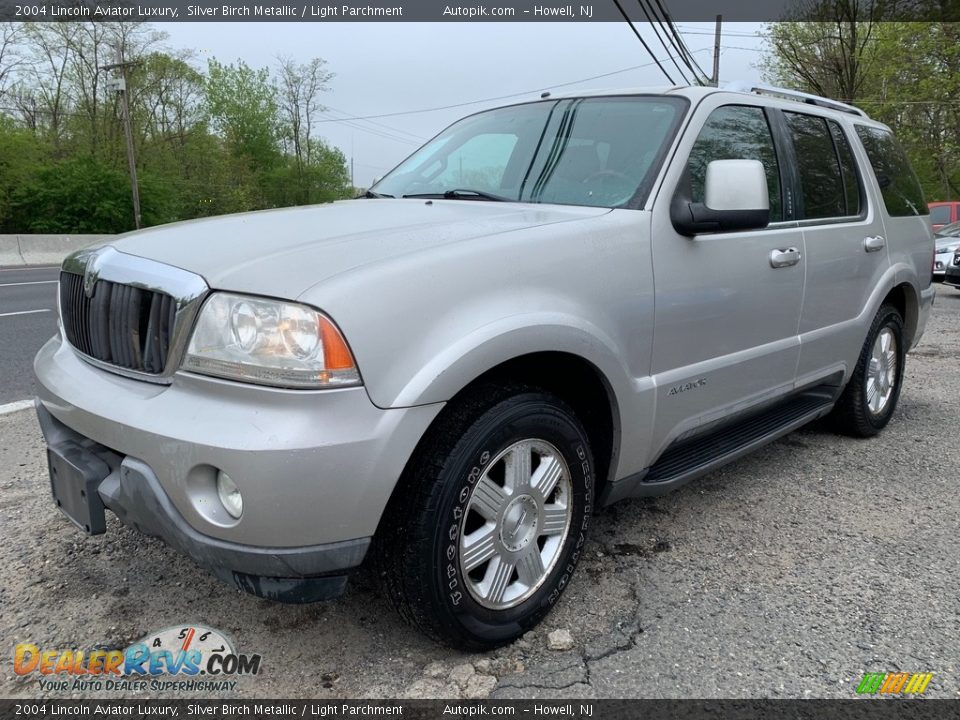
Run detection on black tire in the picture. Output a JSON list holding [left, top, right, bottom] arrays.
[[830, 303, 905, 437], [374, 383, 594, 650]]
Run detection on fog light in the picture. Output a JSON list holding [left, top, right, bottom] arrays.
[[217, 471, 243, 519]]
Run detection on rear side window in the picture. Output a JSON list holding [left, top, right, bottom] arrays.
[[855, 126, 928, 217], [687, 105, 783, 222], [784, 112, 846, 219], [829, 121, 862, 217], [930, 205, 952, 225]]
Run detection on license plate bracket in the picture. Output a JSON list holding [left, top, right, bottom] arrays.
[[47, 441, 110, 535]]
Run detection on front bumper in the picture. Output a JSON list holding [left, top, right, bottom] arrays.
[[945, 266, 960, 287], [39, 403, 363, 601], [34, 334, 443, 600]]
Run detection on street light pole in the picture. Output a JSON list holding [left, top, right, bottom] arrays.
[[103, 56, 142, 230]]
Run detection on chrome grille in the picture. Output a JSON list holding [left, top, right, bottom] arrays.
[[60, 271, 176, 374]]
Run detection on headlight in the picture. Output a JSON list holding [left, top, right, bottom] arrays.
[[183, 293, 360, 388]]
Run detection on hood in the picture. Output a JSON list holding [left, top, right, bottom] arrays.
[[935, 234, 960, 252], [110, 199, 610, 299]]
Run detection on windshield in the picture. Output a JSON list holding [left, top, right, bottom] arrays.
[[372, 96, 687, 209]]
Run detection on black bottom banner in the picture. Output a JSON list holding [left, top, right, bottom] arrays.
[[2, 699, 960, 720]]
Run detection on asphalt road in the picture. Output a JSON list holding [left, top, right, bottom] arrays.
[[0, 266, 59, 406], [1, 285, 958, 701]]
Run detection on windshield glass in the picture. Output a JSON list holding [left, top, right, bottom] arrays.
[[372, 96, 686, 209]]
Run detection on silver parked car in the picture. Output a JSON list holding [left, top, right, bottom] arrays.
[[34, 84, 934, 649], [934, 221, 960, 281]]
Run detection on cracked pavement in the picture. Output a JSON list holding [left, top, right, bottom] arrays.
[[2, 287, 959, 699]]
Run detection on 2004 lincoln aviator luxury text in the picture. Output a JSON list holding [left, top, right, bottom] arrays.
[[34, 84, 934, 649]]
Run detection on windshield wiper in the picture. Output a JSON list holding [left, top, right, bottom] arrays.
[[364, 190, 394, 198], [403, 189, 509, 202]]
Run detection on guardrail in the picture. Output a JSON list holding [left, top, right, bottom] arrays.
[[0, 235, 113, 267]]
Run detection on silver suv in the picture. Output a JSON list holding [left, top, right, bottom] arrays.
[[34, 84, 934, 649]]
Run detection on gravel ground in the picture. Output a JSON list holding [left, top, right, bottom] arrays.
[[2, 287, 958, 700]]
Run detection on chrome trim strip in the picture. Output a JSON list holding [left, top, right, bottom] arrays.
[[61, 247, 209, 385]]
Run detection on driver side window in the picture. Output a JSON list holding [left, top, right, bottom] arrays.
[[687, 105, 783, 222]]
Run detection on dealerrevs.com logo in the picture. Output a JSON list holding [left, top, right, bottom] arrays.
[[14, 625, 261, 693]]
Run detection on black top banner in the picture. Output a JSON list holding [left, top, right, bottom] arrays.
[[0, 0, 958, 22]]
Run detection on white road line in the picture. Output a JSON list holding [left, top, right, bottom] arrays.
[[0, 309, 51, 318], [0, 265, 58, 272], [0, 399, 34, 416], [0, 280, 59, 287]]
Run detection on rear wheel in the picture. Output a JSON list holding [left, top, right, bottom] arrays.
[[375, 384, 594, 650], [830, 304, 905, 437]]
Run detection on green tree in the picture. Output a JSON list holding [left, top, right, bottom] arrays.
[[205, 58, 281, 170], [762, 12, 960, 201], [8, 156, 177, 233], [0, 117, 48, 232], [0, 25, 353, 232], [276, 56, 334, 195], [264, 139, 352, 207]]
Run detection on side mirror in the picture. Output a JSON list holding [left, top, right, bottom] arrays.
[[671, 159, 771, 236]]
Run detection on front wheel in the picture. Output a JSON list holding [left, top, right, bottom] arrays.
[[375, 385, 594, 650], [830, 303, 906, 437]]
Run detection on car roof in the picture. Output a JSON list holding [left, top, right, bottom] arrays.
[[547, 83, 889, 129]]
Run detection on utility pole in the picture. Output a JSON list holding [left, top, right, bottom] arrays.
[[712, 14, 722, 87], [103, 51, 142, 230]]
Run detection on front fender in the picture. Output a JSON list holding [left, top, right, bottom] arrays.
[[388, 313, 634, 408]]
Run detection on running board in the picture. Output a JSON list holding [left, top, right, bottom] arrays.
[[599, 390, 836, 504]]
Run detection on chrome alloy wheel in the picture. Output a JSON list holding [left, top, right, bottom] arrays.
[[458, 439, 573, 610], [867, 327, 898, 415]]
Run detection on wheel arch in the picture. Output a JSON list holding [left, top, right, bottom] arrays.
[[378, 348, 623, 534], [460, 351, 621, 502], [882, 281, 919, 347]]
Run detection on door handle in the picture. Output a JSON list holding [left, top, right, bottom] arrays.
[[769, 247, 801, 268], [863, 235, 886, 252]]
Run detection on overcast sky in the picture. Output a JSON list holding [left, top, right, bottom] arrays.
[[162, 22, 767, 186]]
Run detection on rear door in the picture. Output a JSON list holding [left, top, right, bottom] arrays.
[[648, 99, 805, 457], [783, 111, 890, 384]]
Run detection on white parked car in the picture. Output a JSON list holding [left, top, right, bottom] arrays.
[[934, 221, 960, 281]]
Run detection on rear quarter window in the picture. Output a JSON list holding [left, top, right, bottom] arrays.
[[854, 126, 928, 217]]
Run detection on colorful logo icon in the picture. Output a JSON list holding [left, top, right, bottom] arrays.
[[856, 672, 933, 695]]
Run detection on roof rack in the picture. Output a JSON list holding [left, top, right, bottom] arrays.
[[720, 81, 869, 118]]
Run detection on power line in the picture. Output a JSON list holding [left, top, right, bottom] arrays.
[[640, 0, 702, 82], [655, 1, 712, 83], [610, 0, 676, 84], [312, 50, 711, 125], [635, 0, 690, 84], [321, 103, 426, 141], [317, 108, 422, 146], [675, 24, 768, 38]]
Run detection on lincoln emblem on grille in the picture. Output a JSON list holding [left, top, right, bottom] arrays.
[[83, 246, 112, 298]]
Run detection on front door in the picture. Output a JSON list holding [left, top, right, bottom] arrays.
[[648, 100, 805, 458]]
